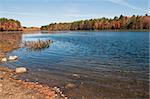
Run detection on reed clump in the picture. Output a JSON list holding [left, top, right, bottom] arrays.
[[24, 40, 53, 51]]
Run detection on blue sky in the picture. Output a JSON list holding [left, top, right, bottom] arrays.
[[0, 0, 149, 27]]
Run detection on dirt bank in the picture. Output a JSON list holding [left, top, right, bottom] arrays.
[[0, 66, 66, 99]]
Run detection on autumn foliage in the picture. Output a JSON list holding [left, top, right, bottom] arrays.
[[0, 18, 22, 31], [41, 15, 150, 31]]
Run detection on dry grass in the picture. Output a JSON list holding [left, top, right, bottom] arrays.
[[23, 40, 53, 51]]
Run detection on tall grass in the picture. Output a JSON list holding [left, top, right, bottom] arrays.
[[23, 39, 53, 51]]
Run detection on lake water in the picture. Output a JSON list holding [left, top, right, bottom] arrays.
[[0, 31, 149, 99]]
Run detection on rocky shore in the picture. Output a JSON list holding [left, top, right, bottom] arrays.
[[0, 66, 67, 99], [0, 35, 68, 99]]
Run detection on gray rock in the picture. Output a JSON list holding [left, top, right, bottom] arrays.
[[1, 58, 7, 62], [15, 67, 27, 73], [8, 56, 18, 60]]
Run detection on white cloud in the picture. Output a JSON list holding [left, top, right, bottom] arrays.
[[0, 10, 50, 17], [107, 0, 148, 12]]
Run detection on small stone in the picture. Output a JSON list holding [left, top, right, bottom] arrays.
[[65, 83, 76, 89], [84, 75, 88, 78], [8, 56, 18, 60], [53, 87, 58, 90], [35, 78, 38, 81], [0, 83, 2, 87], [54, 87, 57, 89], [56, 88, 60, 93], [61, 94, 65, 97], [25, 79, 29, 81], [55, 94, 58, 97], [72, 74, 80, 78], [15, 67, 27, 73], [1, 58, 7, 62], [53, 87, 61, 93], [64, 97, 68, 99]]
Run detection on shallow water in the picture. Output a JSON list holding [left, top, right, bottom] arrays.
[[0, 31, 149, 99]]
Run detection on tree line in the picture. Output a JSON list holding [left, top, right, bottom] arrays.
[[41, 14, 150, 31], [0, 18, 22, 31]]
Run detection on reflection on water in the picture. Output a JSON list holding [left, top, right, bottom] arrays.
[[0, 32, 22, 44], [0, 33, 22, 57], [0, 31, 149, 99]]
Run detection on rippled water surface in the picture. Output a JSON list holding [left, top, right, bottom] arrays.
[[0, 31, 149, 99]]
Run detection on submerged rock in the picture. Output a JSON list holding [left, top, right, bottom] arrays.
[[72, 74, 80, 78], [15, 67, 27, 73], [8, 56, 18, 60], [1, 58, 7, 62], [65, 83, 76, 89]]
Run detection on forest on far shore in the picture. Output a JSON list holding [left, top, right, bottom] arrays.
[[41, 14, 150, 31], [0, 18, 22, 31], [0, 14, 149, 31]]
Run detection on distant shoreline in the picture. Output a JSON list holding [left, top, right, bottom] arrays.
[[42, 29, 150, 32], [0, 29, 149, 33], [1, 15, 150, 32]]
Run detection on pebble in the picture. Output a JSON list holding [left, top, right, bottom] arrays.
[[72, 74, 80, 78], [81, 82, 84, 85], [56, 88, 60, 93], [53, 87, 61, 93], [64, 97, 68, 99], [25, 79, 29, 81], [61, 94, 65, 97], [65, 83, 76, 89], [0, 83, 2, 87], [55, 94, 58, 97], [53, 87, 58, 90], [35, 82, 38, 84], [84, 75, 88, 78]]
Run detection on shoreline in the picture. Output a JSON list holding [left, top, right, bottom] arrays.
[[0, 66, 67, 99], [0, 29, 149, 33]]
